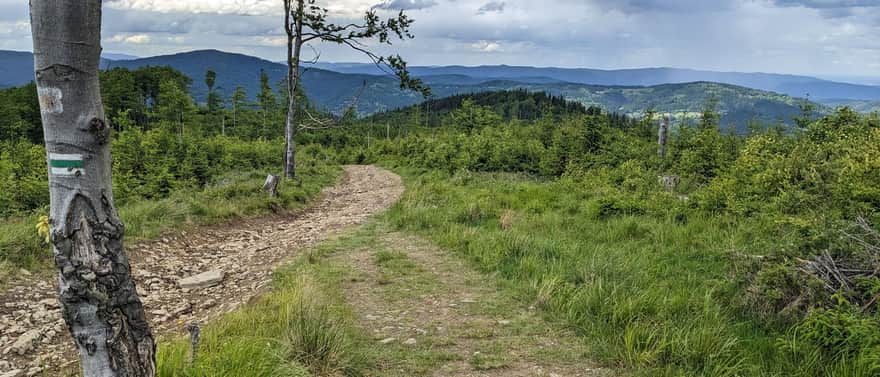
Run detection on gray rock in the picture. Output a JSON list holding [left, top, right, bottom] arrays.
[[178, 270, 224, 289], [200, 299, 217, 309], [0, 369, 23, 377], [150, 309, 169, 317], [11, 330, 40, 355]]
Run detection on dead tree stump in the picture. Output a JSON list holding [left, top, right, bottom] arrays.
[[263, 174, 279, 197]]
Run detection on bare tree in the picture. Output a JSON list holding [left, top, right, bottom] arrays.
[[658, 115, 669, 158], [282, 0, 430, 178], [30, 1, 155, 375]]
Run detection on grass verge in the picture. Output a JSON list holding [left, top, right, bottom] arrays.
[[382, 167, 875, 377], [157, 239, 373, 377], [0, 160, 340, 284]]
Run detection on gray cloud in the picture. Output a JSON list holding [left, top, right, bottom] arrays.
[[0, 0, 877, 77], [0, 2, 27, 22], [373, 0, 439, 10], [774, 0, 880, 9], [593, 0, 739, 13], [476, 1, 505, 14]]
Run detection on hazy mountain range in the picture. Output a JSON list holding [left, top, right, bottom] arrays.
[[307, 62, 880, 101], [2, 49, 877, 128]]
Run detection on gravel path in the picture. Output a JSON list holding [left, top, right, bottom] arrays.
[[0, 165, 404, 375]]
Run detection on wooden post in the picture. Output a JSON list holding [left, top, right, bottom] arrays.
[[187, 322, 201, 365]]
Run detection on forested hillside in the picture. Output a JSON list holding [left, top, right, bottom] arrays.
[[106, 50, 826, 127], [312, 61, 880, 101], [0, 49, 832, 127]]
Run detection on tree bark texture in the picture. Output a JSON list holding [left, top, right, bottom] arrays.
[[30, 1, 156, 376]]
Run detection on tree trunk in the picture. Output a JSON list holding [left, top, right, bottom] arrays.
[[283, 0, 304, 179], [30, 1, 156, 376], [658, 115, 669, 158]]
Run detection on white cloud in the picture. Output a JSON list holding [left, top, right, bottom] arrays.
[[0, 20, 28, 35], [471, 40, 501, 52], [104, 0, 280, 16], [107, 33, 152, 44], [103, 0, 382, 17]]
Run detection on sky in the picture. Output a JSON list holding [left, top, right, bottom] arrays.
[[1, 0, 879, 78]]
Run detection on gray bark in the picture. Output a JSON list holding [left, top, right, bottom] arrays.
[[30, 1, 156, 376], [283, 0, 304, 179], [658, 116, 669, 158], [263, 174, 279, 197]]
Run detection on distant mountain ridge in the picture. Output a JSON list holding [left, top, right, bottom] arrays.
[[102, 53, 140, 61], [0, 50, 141, 87], [0, 49, 841, 130], [0, 50, 34, 88], [309, 62, 880, 101], [4, 49, 877, 101]]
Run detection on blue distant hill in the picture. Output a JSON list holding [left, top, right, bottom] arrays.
[[0, 49, 864, 129], [308, 62, 880, 101]]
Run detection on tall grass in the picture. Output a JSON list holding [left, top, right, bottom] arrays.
[[158, 257, 372, 377], [384, 168, 877, 376]]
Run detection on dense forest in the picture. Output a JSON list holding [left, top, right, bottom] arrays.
[[2, 64, 880, 376]]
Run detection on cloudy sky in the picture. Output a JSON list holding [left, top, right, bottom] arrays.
[[1, 0, 879, 78]]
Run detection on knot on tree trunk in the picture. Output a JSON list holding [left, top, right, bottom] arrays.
[[89, 117, 110, 145]]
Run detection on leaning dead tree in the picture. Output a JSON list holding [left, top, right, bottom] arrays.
[[282, 0, 430, 178], [30, 1, 156, 375]]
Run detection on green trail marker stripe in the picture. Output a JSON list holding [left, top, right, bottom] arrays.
[[50, 159, 84, 168]]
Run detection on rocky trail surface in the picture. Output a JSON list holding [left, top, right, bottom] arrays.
[[0, 165, 403, 376]]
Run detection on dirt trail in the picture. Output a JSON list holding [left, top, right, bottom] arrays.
[[335, 231, 609, 377], [0, 165, 403, 375]]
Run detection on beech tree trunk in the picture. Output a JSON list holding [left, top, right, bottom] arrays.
[[30, 1, 156, 376], [283, 0, 304, 179]]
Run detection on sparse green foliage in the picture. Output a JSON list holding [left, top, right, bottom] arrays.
[[289, 0, 430, 97], [154, 79, 197, 124]]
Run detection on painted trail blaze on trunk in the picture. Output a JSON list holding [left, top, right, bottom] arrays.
[[49, 153, 85, 176]]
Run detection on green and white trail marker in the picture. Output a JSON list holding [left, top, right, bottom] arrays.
[[49, 153, 85, 176]]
